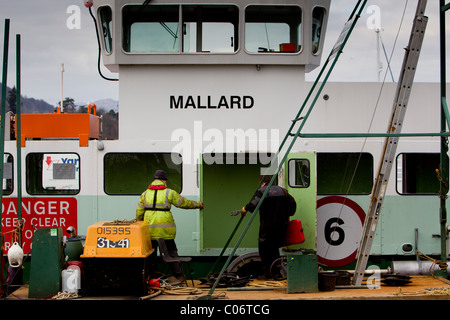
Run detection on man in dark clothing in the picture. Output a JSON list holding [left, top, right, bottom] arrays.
[[239, 176, 297, 278]]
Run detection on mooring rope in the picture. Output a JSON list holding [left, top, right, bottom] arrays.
[[247, 280, 286, 288], [51, 291, 79, 299], [417, 251, 448, 278], [139, 280, 205, 300]]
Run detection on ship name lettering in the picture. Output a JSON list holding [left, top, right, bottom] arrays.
[[170, 95, 254, 109]]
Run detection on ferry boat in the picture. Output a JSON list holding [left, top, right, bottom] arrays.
[[1, 0, 449, 291]]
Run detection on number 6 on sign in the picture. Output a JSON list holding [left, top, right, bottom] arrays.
[[324, 217, 345, 246], [317, 196, 366, 267]]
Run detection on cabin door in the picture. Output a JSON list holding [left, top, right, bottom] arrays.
[[284, 152, 317, 251], [200, 153, 273, 251]]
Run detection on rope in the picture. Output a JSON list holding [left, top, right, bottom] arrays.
[[417, 251, 448, 278], [51, 291, 79, 300], [190, 292, 229, 300], [161, 287, 203, 295], [247, 280, 286, 288], [424, 287, 450, 295], [139, 288, 163, 300], [395, 287, 450, 296], [139, 280, 205, 300], [103, 219, 136, 226], [141, 277, 232, 300], [2, 220, 24, 242]]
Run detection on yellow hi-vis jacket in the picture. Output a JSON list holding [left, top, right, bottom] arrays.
[[136, 180, 201, 240]]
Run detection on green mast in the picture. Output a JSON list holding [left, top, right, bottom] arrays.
[[0, 18, 10, 298], [0, 19, 9, 239], [16, 34, 22, 246]]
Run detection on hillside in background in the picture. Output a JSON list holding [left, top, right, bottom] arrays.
[[0, 83, 119, 139], [0, 83, 119, 114], [0, 83, 54, 114]]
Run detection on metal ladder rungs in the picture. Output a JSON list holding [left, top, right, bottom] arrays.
[[352, 0, 428, 286], [291, 116, 304, 123]]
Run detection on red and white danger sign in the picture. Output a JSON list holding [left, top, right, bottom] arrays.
[[317, 196, 365, 267], [1, 197, 77, 254]]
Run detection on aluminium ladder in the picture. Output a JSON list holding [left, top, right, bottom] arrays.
[[352, 0, 428, 286]]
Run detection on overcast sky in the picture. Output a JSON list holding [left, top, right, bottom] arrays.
[[0, 0, 448, 106]]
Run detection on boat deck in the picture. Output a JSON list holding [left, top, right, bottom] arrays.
[[5, 275, 450, 301], [5, 275, 450, 318], [151, 275, 450, 301]]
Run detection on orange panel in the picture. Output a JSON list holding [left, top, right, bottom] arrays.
[[17, 108, 100, 147]]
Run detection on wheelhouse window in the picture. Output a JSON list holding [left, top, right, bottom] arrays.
[[245, 5, 302, 53], [122, 5, 239, 53], [396, 153, 446, 195], [312, 7, 325, 55], [288, 159, 310, 188], [26, 153, 80, 195], [99, 6, 113, 54], [123, 5, 180, 53], [317, 153, 373, 195], [104, 153, 182, 195], [182, 5, 238, 53], [3, 153, 13, 195]]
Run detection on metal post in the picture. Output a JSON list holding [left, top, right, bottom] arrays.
[[0, 19, 10, 235], [16, 34, 22, 246], [0, 18, 10, 298], [438, 0, 449, 278]]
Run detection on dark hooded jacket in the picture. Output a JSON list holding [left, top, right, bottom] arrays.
[[244, 184, 297, 247]]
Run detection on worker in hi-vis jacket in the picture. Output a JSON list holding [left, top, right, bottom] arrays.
[[136, 170, 204, 285]]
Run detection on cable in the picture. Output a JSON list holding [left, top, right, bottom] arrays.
[[379, 32, 395, 82], [88, 7, 118, 82]]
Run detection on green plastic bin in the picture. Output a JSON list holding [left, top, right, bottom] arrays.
[[28, 228, 64, 298]]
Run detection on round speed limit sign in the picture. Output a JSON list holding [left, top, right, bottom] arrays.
[[317, 196, 366, 267]]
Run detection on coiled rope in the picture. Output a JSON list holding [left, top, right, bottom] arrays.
[[140, 280, 205, 300], [51, 291, 79, 300]]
